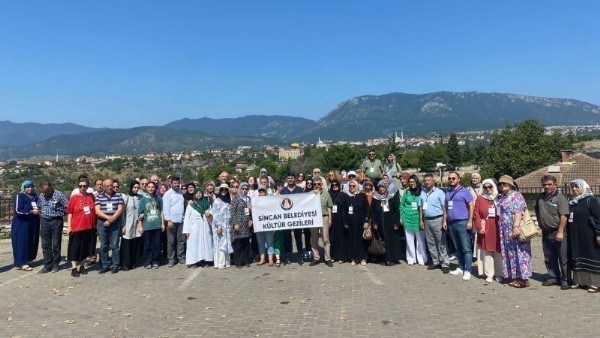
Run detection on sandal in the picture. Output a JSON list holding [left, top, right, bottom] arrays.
[[513, 280, 530, 288], [588, 286, 599, 293], [20, 265, 33, 271], [275, 259, 281, 267], [508, 280, 520, 287], [571, 284, 581, 290]]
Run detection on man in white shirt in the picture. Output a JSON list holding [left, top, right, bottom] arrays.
[[162, 176, 185, 266]]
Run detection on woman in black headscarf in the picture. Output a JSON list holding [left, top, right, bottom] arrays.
[[120, 180, 142, 270], [329, 179, 350, 263], [371, 180, 402, 265]]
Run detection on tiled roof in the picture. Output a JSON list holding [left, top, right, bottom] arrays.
[[515, 152, 600, 189]]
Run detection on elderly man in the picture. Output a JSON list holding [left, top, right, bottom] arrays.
[[361, 149, 384, 184], [94, 179, 125, 274], [218, 171, 229, 184], [37, 181, 69, 273], [309, 177, 334, 267], [420, 174, 450, 274]]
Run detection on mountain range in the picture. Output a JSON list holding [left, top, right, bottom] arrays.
[[1, 91, 599, 160]]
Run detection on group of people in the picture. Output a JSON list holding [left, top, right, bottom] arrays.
[[8, 150, 600, 294]]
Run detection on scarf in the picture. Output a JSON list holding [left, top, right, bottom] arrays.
[[481, 179, 498, 201], [373, 180, 394, 201], [21, 180, 34, 194], [569, 179, 593, 205], [128, 180, 140, 197], [191, 194, 211, 215]]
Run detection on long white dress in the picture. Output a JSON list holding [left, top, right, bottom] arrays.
[[210, 198, 233, 268], [182, 206, 214, 265]]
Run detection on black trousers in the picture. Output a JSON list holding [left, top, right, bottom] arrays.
[[143, 229, 161, 267], [40, 217, 63, 269], [542, 229, 569, 282], [233, 237, 250, 267], [283, 229, 304, 259], [121, 237, 143, 268]]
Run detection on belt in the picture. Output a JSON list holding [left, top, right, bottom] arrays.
[[424, 215, 442, 220], [41, 216, 63, 221]]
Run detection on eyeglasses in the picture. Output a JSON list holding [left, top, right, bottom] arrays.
[[141, 182, 148, 185], [368, 153, 375, 156], [307, 182, 313, 185], [315, 183, 322, 185], [313, 171, 320, 174], [483, 185, 493, 189], [79, 185, 88, 188]]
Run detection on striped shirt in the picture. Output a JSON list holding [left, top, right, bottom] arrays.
[[38, 189, 69, 219], [95, 191, 124, 218]]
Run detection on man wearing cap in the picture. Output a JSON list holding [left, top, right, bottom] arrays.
[[163, 176, 186, 266], [535, 174, 570, 289], [361, 150, 384, 185], [280, 173, 305, 265], [445, 172, 475, 280], [37, 181, 69, 273], [420, 174, 450, 273]]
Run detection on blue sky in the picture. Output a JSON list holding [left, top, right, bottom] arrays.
[[1, 1, 599, 128]]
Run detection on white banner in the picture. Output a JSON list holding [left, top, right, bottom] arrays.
[[252, 192, 323, 232]]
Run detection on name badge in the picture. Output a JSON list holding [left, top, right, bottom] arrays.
[[488, 207, 496, 218], [31, 201, 38, 209], [348, 205, 354, 215], [448, 201, 454, 210], [332, 205, 338, 213], [244, 207, 250, 216], [411, 202, 418, 211], [83, 206, 91, 214], [383, 202, 389, 212], [106, 203, 114, 211], [568, 212, 574, 223], [422, 202, 428, 210], [369, 167, 375, 173]]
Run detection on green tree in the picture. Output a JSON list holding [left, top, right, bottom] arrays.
[[400, 150, 421, 169], [420, 144, 449, 171], [480, 120, 576, 179], [313, 144, 362, 171], [474, 143, 487, 165], [462, 142, 475, 163], [446, 133, 462, 167]]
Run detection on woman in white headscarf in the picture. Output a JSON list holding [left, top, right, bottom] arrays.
[[473, 179, 503, 283], [567, 179, 600, 293]]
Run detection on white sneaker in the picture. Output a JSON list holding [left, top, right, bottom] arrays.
[[485, 276, 493, 283], [448, 255, 457, 261], [450, 268, 463, 275], [462, 271, 471, 281]]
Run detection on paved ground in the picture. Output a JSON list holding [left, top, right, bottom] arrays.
[[0, 237, 598, 337]]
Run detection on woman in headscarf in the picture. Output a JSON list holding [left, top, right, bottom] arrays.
[[473, 178, 503, 283], [183, 188, 214, 267], [344, 180, 371, 266], [372, 180, 402, 265], [208, 183, 234, 269], [120, 180, 142, 271], [229, 182, 252, 268], [304, 179, 314, 192], [329, 179, 349, 263], [497, 175, 532, 288], [204, 180, 217, 206], [568, 179, 600, 292], [400, 174, 426, 266], [11, 180, 40, 271], [383, 153, 402, 189], [66, 177, 97, 277], [398, 172, 411, 199], [183, 182, 196, 210]]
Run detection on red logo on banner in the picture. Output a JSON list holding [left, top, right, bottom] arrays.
[[280, 197, 293, 210]]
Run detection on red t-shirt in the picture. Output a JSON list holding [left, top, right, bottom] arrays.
[[67, 194, 97, 232]]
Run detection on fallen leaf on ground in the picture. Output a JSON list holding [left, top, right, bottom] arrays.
[[64, 320, 75, 324]]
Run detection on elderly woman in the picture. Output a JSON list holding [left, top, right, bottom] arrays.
[[345, 180, 371, 265], [568, 179, 600, 293], [473, 179, 503, 283], [66, 178, 97, 277], [329, 179, 349, 263], [400, 175, 426, 266], [229, 182, 252, 268], [497, 175, 532, 288], [371, 180, 402, 266], [12, 181, 41, 271], [120, 180, 142, 271], [208, 183, 234, 269], [183, 188, 214, 267]]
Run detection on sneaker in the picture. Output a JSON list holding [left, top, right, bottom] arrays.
[[309, 260, 320, 266], [360, 260, 367, 266], [542, 279, 559, 287], [152, 264, 159, 269], [485, 276, 493, 283], [144, 265, 152, 269], [450, 268, 463, 276], [448, 255, 457, 261], [52, 266, 59, 273], [350, 261, 356, 266], [462, 271, 472, 281], [442, 266, 450, 274], [38, 267, 51, 274], [560, 282, 570, 290], [99, 267, 111, 274], [168, 262, 175, 267]]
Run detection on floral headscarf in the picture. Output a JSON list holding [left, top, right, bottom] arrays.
[[569, 179, 593, 205], [373, 180, 394, 201]]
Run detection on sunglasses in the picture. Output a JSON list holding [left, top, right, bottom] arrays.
[[79, 184, 88, 188], [448, 177, 458, 181], [315, 183, 322, 185], [483, 185, 493, 189], [349, 184, 356, 187], [241, 187, 248, 190]]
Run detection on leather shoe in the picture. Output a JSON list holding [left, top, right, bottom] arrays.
[[111, 267, 119, 274], [441, 266, 450, 274], [79, 266, 88, 275], [309, 260, 320, 266], [71, 268, 80, 277], [325, 260, 334, 267], [427, 264, 441, 271], [98, 267, 111, 274], [560, 282, 570, 290]]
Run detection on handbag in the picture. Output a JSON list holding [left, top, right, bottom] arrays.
[[518, 208, 540, 242], [362, 226, 373, 240], [367, 229, 386, 256]]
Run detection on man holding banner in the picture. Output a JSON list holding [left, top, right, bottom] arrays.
[[309, 177, 334, 267], [280, 173, 306, 265]]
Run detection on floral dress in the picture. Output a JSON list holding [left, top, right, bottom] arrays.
[[497, 191, 532, 280]]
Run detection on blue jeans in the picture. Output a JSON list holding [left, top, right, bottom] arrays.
[[256, 231, 275, 255], [449, 220, 472, 272], [143, 229, 161, 267], [97, 221, 121, 268]]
